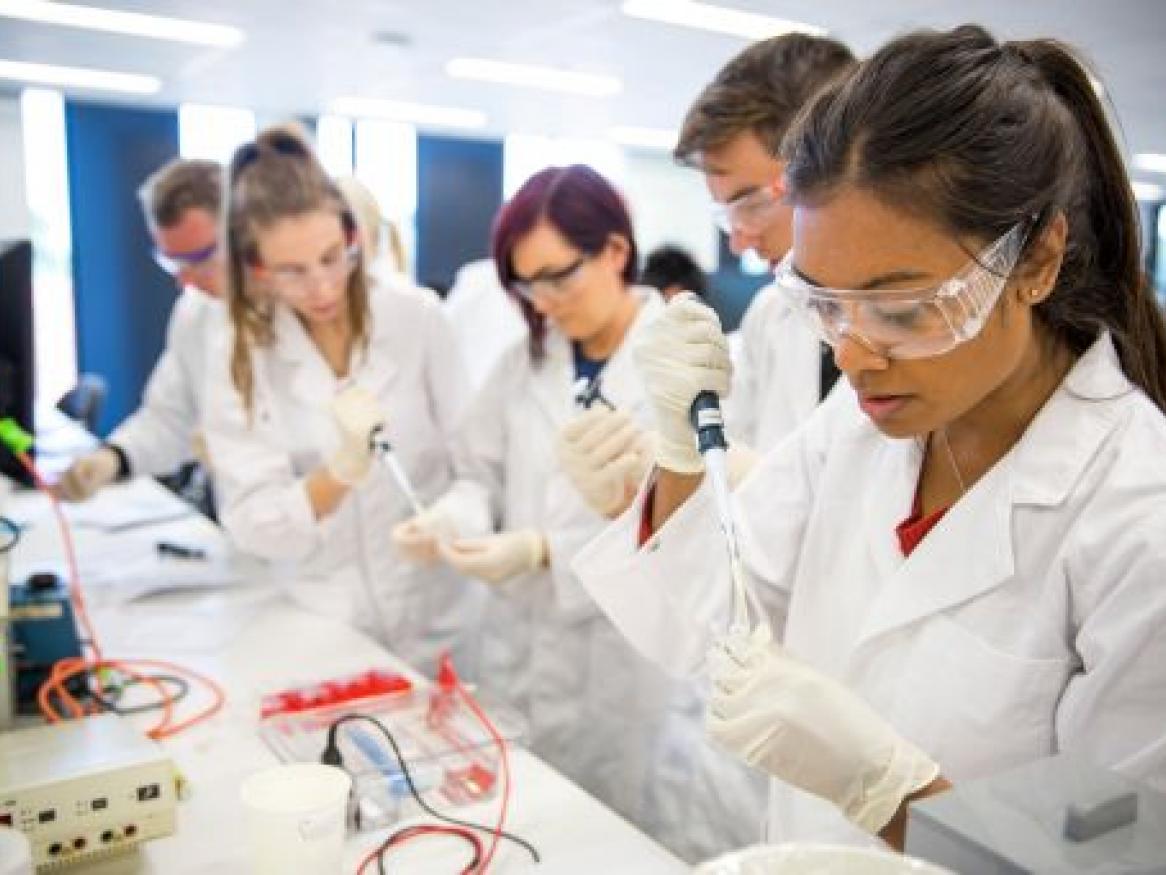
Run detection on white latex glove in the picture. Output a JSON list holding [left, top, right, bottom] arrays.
[[438, 530, 547, 585], [391, 507, 458, 565], [556, 408, 654, 518], [707, 626, 940, 835], [633, 293, 732, 474], [326, 386, 385, 486], [57, 447, 120, 502]]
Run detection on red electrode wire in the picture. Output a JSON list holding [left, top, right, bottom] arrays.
[[440, 656, 513, 874], [17, 449, 226, 739]]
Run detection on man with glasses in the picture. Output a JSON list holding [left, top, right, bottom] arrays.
[[59, 158, 225, 502], [677, 34, 855, 452]]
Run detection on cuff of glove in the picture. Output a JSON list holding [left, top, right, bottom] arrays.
[[523, 529, 549, 571], [845, 741, 941, 835], [654, 432, 704, 475]]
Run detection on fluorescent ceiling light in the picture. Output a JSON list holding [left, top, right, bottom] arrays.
[[0, 58, 159, 94], [447, 58, 622, 98], [0, 0, 244, 47], [1134, 153, 1166, 174], [608, 125, 678, 151], [622, 0, 825, 39], [330, 96, 487, 130], [1132, 181, 1165, 201]]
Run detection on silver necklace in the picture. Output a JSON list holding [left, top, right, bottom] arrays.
[[938, 428, 967, 495]]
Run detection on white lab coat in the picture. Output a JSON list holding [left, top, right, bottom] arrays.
[[574, 333, 1166, 846], [725, 282, 827, 451], [434, 287, 767, 861], [109, 288, 223, 475], [204, 278, 481, 675], [443, 258, 526, 393]]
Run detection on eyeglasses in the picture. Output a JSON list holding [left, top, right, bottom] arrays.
[[153, 241, 219, 277], [512, 254, 591, 302], [710, 184, 783, 236], [255, 243, 360, 297], [773, 220, 1031, 360]]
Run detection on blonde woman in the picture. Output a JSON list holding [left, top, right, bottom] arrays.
[[203, 127, 479, 673]]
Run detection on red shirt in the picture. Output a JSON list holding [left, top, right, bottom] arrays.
[[895, 493, 949, 557]]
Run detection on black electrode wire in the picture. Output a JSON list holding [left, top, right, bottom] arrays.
[[375, 824, 483, 875], [323, 713, 541, 865], [92, 673, 191, 715]]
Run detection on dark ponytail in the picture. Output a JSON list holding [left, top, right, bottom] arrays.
[[1013, 39, 1166, 410], [783, 25, 1166, 412]]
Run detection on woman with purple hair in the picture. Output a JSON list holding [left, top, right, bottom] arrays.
[[390, 166, 759, 855]]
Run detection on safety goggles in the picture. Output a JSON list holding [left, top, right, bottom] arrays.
[[254, 243, 360, 297], [152, 241, 219, 277], [512, 254, 592, 303], [709, 184, 783, 236], [773, 221, 1030, 360]]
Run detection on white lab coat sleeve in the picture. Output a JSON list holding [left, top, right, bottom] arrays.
[[202, 342, 321, 562], [107, 293, 201, 476], [431, 346, 523, 536], [572, 391, 843, 678], [1058, 492, 1166, 792]]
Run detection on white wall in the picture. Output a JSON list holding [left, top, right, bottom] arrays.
[[623, 149, 717, 273], [0, 95, 29, 241]]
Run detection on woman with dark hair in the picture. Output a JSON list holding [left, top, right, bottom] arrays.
[[573, 25, 1166, 850], [203, 126, 479, 673], [390, 165, 746, 845]]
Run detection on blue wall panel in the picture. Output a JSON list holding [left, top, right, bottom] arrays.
[[416, 135, 503, 295], [66, 102, 179, 436]]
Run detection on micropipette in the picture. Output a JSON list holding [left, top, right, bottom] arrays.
[[689, 391, 764, 641], [369, 426, 425, 517]]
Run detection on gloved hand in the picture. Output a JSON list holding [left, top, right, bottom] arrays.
[[392, 507, 458, 565], [438, 530, 547, 585], [706, 626, 940, 835], [57, 447, 120, 502], [326, 386, 385, 486], [634, 293, 732, 474], [556, 408, 654, 518]]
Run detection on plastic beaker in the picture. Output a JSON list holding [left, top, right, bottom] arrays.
[[240, 763, 352, 875], [694, 843, 956, 875]]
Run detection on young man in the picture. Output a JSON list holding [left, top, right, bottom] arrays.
[[675, 33, 855, 450], [59, 158, 225, 501], [552, 34, 856, 864], [558, 35, 856, 512]]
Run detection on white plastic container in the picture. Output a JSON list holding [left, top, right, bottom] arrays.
[[695, 843, 956, 875], [0, 827, 33, 875], [239, 763, 352, 875]]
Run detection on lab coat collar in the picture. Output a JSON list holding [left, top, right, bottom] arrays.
[[269, 293, 399, 393], [853, 332, 1129, 649], [1010, 331, 1132, 507], [529, 286, 663, 424]]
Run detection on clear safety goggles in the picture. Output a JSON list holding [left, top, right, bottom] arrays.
[[773, 221, 1030, 360], [152, 241, 219, 277], [512, 254, 592, 303], [710, 184, 783, 236], [255, 243, 360, 297]]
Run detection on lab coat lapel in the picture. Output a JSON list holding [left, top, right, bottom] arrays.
[[528, 330, 574, 429], [853, 333, 1131, 650], [272, 305, 336, 402], [855, 457, 1016, 650]]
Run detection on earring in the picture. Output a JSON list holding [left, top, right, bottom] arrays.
[[1029, 288, 1042, 300]]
